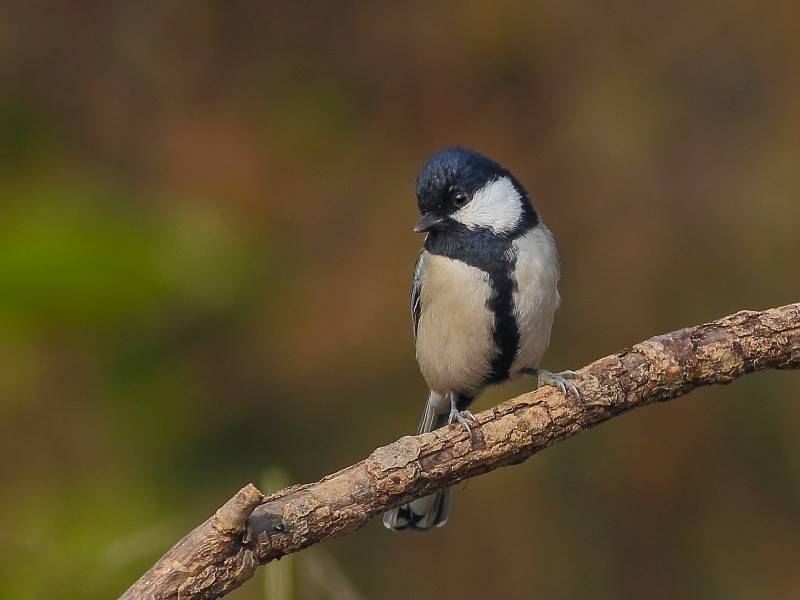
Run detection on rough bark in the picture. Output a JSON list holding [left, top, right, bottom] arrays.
[[121, 303, 800, 600]]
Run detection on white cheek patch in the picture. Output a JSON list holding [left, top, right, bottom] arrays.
[[451, 176, 523, 234]]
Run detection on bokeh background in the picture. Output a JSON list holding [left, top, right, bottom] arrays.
[[2, 2, 799, 599]]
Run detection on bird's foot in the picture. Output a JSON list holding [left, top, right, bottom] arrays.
[[530, 368, 582, 400], [448, 407, 478, 435]]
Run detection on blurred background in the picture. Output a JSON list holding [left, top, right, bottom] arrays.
[[1, 2, 799, 599]]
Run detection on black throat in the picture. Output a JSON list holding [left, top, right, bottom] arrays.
[[423, 212, 538, 385]]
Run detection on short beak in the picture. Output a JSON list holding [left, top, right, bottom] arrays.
[[413, 212, 444, 233]]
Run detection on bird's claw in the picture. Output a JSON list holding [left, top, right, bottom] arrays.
[[537, 369, 582, 400], [448, 407, 479, 435]]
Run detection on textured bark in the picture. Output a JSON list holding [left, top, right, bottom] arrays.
[[120, 485, 264, 600], [121, 303, 800, 600]]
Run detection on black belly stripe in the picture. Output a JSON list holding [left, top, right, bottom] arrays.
[[423, 220, 535, 386], [485, 253, 518, 384]]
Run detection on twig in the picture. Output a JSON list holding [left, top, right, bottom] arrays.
[[120, 303, 800, 600]]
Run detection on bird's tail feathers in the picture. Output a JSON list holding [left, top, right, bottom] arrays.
[[416, 391, 450, 434], [383, 391, 452, 532]]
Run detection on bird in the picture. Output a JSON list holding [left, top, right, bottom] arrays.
[[383, 147, 580, 532]]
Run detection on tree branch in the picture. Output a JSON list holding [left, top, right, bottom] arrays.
[[121, 303, 800, 600]]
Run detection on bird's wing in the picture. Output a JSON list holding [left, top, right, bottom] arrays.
[[411, 250, 424, 341]]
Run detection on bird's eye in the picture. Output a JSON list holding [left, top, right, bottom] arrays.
[[453, 191, 469, 207]]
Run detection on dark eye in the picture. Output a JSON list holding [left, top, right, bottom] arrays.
[[453, 191, 469, 207]]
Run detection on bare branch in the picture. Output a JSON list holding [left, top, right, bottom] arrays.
[[120, 303, 800, 600]]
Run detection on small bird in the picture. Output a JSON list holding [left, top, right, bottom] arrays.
[[383, 147, 579, 532]]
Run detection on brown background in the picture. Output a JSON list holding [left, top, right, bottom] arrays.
[[1, 2, 799, 599]]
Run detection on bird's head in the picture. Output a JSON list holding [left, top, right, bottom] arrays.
[[413, 147, 536, 235]]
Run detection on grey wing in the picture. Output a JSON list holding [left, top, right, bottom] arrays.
[[411, 250, 424, 341]]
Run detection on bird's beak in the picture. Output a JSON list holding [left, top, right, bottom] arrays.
[[413, 212, 444, 233]]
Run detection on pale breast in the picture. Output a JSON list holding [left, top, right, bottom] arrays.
[[415, 251, 496, 395], [510, 224, 560, 375]]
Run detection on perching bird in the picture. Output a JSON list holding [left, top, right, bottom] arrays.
[[383, 147, 580, 532]]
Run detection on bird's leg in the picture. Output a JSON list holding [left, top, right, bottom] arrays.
[[523, 368, 582, 400], [447, 392, 478, 435]]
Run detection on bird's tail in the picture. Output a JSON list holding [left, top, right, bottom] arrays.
[[383, 391, 452, 532]]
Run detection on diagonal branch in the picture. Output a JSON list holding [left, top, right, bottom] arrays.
[[120, 303, 800, 600]]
